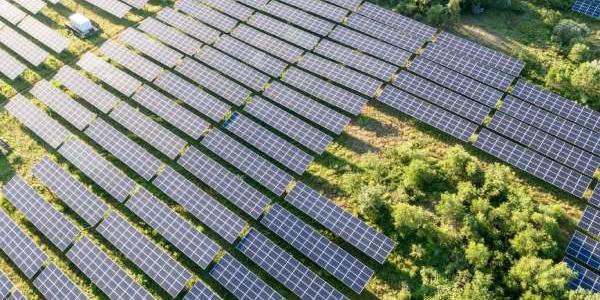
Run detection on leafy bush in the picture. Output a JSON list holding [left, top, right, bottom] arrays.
[[357, 184, 390, 225], [568, 43, 593, 63], [571, 60, 600, 107], [552, 19, 590, 45]]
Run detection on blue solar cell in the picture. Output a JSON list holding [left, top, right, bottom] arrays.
[[0, 209, 47, 278], [566, 231, 600, 272], [572, 0, 600, 19], [591, 185, 600, 207], [564, 257, 600, 292], [579, 206, 600, 237], [182, 281, 222, 300]]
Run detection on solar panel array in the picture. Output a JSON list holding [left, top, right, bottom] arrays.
[[248, 13, 320, 50], [0, 0, 27, 25], [564, 257, 600, 292], [345, 13, 424, 53], [214, 35, 288, 78], [182, 282, 221, 300], [81, 0, 130, 18], [157, 7, 220, 44], [0, 209, 47, 278], [118, 28, 183, 68], [33, 264, 88, 300], [99, 39, 163, 82], [572, 0, 600, 18], [356, 2, 437, 40], [591, 185, 600, 207], [329, 26, 410, 66], [566, 231, 600, 272], [0, 26, 48, 65], [0, 48, 26, 80], [77, 52, 142, 97], [263, 1, 334, 36], [13, 0, 45, 14], [200, 0, 255, 21], [54, 65, 121, 114], [17, 16, 69, 53], [175, 0, 239, 33], [580, 206, 600, 237], [138, 17, 202, 56], [0, 271, 12, 299], [232, 24, 304, 63]]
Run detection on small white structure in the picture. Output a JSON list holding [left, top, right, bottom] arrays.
[[68, 13, 98, 38]]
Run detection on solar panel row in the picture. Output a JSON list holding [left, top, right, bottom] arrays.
[[33, 264, 89, 300], [591, 185, 600, 207], [345, 13, 425, 53], [232, 24, 304, 63], [280, 0, 349, 22], [356, 2, 437, 41], [0, 209, 47, 279], [99, 39, 163, 82], [9, 290, 26, 300], [263, 1, 335, 36], [0, 26, 48, 66], [182, 281, 222, 300], [0, 271, 12, 299], [0, 48, 26, 80], [564, 257, 600, 292], [237, 0, 269, 9], [566, 231, 600, 272], [214, 35, 288, 78], [329, 26, 410, 66], [138, 17, 202, 56], [54, 65, 120, 114], [0, 0, 26, 25], [13, 0, 45, 14], [121, 0, 148, 10], [77, 52, 142, 97], [579, 206, 600, 238], [175, 0, 239, 33], [118, 28, 183, 68], [80, 0, 130, 18], [199, 0, 255, 20], [572, 0, 600, 18], [18, 16, 69, 53], [248, 13, 320, 50], [157, 7, 220, 44]]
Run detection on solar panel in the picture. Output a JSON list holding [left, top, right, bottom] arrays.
[[58, 139, 136, 202], [32, 156, 109, 226], [176, 57, 251, 106], [177, 147, 271, 219], [54, 65, 120, 114], [262, 204, 374, 293], [138, 17, 202, 56], [324, 0, 362, 10], [118, 28, 183, 68], [109, 103, 187, 159], [238, 229, 348, 300], [315, 39, 398, 81], [247, 13, 320, 50], [153, 166, 246, 243], [572, 0, 600, 18], [18, 16, 69, 53], [488, 112, 600, 176], [97, 212, 192, 297], [209, 253, 283, 300], [394, 72, 492, 124], [153, 71, 231, 122], [0, 48, 26, 80], [156, 7, 220, 44], [356, 3, 437, 41], [245, 96, 333, 154], [175, 0, 238, 32], [299, 53, 382, 97], [201, 129, 293, 195], [500, 96, 600, 156], [3, 176, 80, 251], [475, 129, 592, 198], [280, 0, 348, 22], [126, 188, 221, 269], [8, 290, 26, 300], [80, 0, 130, 18], [34, 264, 88, 300], [132, 85, 209, 139], [195, 46, 270, 91], [591, 185, 600, 207], [0, 209, 47, 278], [214, 35, 288, 78], [198, 0, 255, 20], [511, 79, 600, 133], [67, 236, 153, 300], [224, 112, 313, 174], [263, 1, 335, 36], [99, 40, 163, 82], [0, 271, 12, 299], [5, 95, 70, 148], [121, 0, 148, 9], [232, 24, 304, 63], [182, 281, 222, 300], [30, 79, 96, 131], [286, 182, 396, 264], [0, 0, 26, 25], [564, 257, 600, 292], [329, 26, 409, 66], [409, 57, 502, 107], [0, 26, 48, 65], [580, 206, 600, 237], [85, 118, 163, 180], [379, 85, 478, 141], [284, 67, 367, 115], [567, 231, 600, 271], [263, 81, 351, 134], [77, 52, 141, 97], [345, 14, 425, 53], [12, 0, 45, 14]]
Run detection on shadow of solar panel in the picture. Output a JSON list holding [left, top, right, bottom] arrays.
[[176, 57, 251, 106], [232, 24, 304, 62], [58, 139, 136, 202], [333, 26, 411, 67], [0, 0, 26, 25], [178, 147, 271, 219], [126, 188, 221, 269], [393, 72, 491, 124], [97, 212, 192, 297], [264, 82, 351, 134], [488, 112, 600, 176], [0, 48, 26, 80], [315, 40, 398, 81], [511, 79, 600, 133], [215, 35, 288, 78], [475, 129, 592, 198], [195, 46, 270, 91], [500, 96, 600, 156], [201, 129, 293, 195], [5, 95, 70, 149], [567, 231, 600, 272], [138, 18, 202, 56], [153, 166, 246, 243], [209, 253, 283, 300], [33, 157, 108, 226], [0, 26, 48, 65], [572, 0, 600, 18], [199, 0, 255, 20], [54, 66, 120, 114], [3, 176, 80, 251], [224, 112, 313, 175], [356, 3, 437, 41], [238, 229, 348, 300], [264, 1, 335, 36], [121, 0, 148, 9], [0, 210, 47, 278], [109, 103, 187, 159], [248, 13, 320, 50], [280, 0, 348, 22], [13, 0, 45, 14], [118, 28, 183, 68], [34, 264, 88, 300], [182, 281, 222, 300], [157, 7, 220, 44], [18, 16, 69, 53], [286, 182, 396, 264], [580, 206, 600, 237], [30, 79, 96, 131], [564, 257, 600, 292], [591, 185, 600, 207], [0, 271, 12, 299], [409, 57, 502, 107], [346, 14, 425, 53], [77, 52, 141, 97], [67, 237, 153, 300], [379, 85, 478, 142], [262, 205, 374, 293], [85, 118, 163, 180], [80, 0, 130, 18], [132, 85, 209, 139], [175, 0, 238, 32], [99, 40, 163, 82]]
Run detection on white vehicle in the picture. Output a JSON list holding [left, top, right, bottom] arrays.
[[67, 13, 99, 38]]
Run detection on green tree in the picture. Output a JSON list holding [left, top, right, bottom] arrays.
[[425, 4, 449, 25], [552, 19, 590, 45], [571, 60, 600, 108], [545, 61, 574, 95], [392, 202, 434, 239], [357, 184, 390, 225], [465, 241, 491, 269], [507, 257, 574, 299], [439, 146, 484, 185], [510, 228, 558, 257], [568, 43, 592, 63]]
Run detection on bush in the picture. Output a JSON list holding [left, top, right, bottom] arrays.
[[571, 60, 600, 108], [568, 43, 593, 63], [439, 146, 484, 185], [545, 61, 574, 93], [357, 185, 390, 225], [539, 8, 562, 27], [552, 19, 590, 45], [425, 4, 449, 26]]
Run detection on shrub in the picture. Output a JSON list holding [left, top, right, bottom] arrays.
[[571, 60, 600, 108], [568, 43, 593, 63], [439, 146, 484, 185], [425, 4, 449, 26], [545, 61, 574, 93], [552, 19, 590, 45], [539, 8, 562, 27], [357, 184, 390, 225]]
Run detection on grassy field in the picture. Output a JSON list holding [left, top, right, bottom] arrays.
[[0, 0, 597, 299]]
